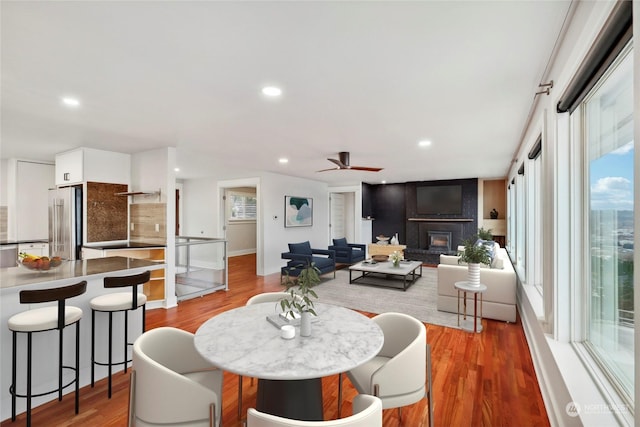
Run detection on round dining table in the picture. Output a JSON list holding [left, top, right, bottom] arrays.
[[194, 302, 384, 421]]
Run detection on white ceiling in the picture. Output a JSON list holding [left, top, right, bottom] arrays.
[[1, 0, 572, 185]]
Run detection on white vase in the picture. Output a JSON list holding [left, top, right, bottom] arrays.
[[300, 311, 312, 337], [467, 263, 480, 286], [390, 233, 399, 245]]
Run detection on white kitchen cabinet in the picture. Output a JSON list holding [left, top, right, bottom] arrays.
[[18, 242, 49, 257], [55, 147, 131, 186], [7, 160, 54, 241]]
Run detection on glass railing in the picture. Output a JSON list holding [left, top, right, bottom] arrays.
[[175, 236, 227, 301]]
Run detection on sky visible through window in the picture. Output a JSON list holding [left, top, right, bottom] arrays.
[[590, 141, 634, 211]]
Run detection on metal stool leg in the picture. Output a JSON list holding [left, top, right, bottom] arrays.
[[11, 331, 16, 421], [26, 332, 32, 427], [108, 311, 113, 399], [75, 321, 80, 414], [124, 311, 129, 374], [91, 309, 95, 387], [58, 327, 64, 401]]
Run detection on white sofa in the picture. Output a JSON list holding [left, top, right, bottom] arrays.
[[437, 247, 517, 323]]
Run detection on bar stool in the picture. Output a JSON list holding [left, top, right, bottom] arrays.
[[90, 270, 150, 398], [8, 281, 87, 427]]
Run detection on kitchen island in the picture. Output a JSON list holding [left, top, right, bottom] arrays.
[[0, 256, 165, 422]]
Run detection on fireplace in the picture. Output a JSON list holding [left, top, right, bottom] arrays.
[[428, 231, 452, 253]]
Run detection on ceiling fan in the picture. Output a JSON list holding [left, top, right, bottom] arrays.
[[317, 152, 383, 172]]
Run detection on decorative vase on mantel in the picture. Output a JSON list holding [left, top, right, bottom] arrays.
[[300, 311, 312, 337], [467, 263, 481, 286]]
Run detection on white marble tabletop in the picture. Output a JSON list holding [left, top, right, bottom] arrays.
[[194, 302, 384, 380], [454, 281, 488, 293]]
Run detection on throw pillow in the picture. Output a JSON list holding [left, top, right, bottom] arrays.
[[475, 239, 497, 266], [332, 238, 348, 247], [288, 241, 312, 255]]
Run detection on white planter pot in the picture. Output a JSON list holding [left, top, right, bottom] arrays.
[[467, 263, 481, 286], [300, 311, 312, 337]]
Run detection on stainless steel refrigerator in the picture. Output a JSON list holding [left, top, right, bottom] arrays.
[[49, 186, 83, 260]]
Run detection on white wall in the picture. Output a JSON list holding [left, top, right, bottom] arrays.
[[182, 171, 330, 277], [260, 172, 329, 275], [131, 147, 177, 308]]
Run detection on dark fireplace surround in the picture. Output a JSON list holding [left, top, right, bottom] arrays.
[[366, 178, 479, 265]]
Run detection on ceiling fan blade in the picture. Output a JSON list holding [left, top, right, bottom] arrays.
[[327, 158, 346, 168], [316, 167, 340, 172], [350, 166, 383, 172]]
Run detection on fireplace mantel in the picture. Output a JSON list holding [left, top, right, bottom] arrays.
[[408, 218, 474, 222]]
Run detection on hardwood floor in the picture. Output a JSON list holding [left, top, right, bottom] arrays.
[[2, 254, 549, 427]]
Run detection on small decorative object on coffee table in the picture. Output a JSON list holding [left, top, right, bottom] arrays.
[[389, 250, 401, 267], [454, 281, 487, 333]]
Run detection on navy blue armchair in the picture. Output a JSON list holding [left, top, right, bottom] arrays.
[[328, 238, 366, 264], [281, 241, 336, 279]]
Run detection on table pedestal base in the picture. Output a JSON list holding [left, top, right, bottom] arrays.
[[256, 378, 323, 421]]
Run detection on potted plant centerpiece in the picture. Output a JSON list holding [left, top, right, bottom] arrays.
[[281, 262, 321, 337], [458, 235, 491, 286]]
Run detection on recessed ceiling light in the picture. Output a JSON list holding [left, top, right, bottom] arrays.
[[61, 97, 80, 108], [174, 167, 180, 172], [262, 86, 282, 97], [381, 180, 387, 184], [279, 158, 288, 164], [418, 140, 432, 147]]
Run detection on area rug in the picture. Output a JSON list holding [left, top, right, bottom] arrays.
[[313, 267, 459, 329]]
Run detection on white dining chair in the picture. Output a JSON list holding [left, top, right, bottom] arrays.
[[338, 312, 433, 427], [246, 394, 382, 427], [128, 327, 223, 427]]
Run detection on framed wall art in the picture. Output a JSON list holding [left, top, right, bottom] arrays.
[[284, 196, 313, 227]]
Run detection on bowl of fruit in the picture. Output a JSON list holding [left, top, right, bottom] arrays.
[[18, 252, 64, 272]]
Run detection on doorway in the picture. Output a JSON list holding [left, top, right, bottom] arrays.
[[217, 178, 261, 275], [329, 191, 356, 242]]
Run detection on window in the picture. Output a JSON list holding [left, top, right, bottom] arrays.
[[583, 44, 633, 400], [227, 192, 257, 220]]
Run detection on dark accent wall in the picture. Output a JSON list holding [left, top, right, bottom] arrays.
[[370, 183, 406, 243], [362, 182, 373, 219], [368, 178, 478, 248]]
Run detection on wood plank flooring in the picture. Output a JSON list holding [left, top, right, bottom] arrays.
[[1, 254, 549, 427]]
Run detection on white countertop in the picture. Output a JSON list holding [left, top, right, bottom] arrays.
[[0, 256, 164, 289]]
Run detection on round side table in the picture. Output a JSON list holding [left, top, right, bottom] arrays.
[[454, 281, 487, 333]]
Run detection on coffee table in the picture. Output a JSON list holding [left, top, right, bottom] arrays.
[[349, 260, 422, 291]]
